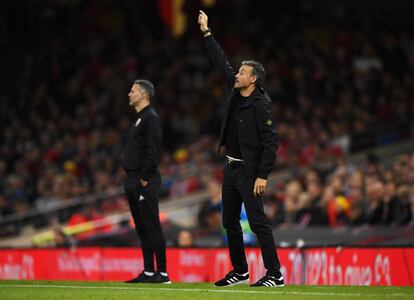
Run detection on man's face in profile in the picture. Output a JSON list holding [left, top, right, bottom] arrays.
[[234, 65, 256, 90]]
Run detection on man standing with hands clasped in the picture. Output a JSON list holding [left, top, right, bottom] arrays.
[[123, 79, 170, 284], [198, 11, 284, 287]]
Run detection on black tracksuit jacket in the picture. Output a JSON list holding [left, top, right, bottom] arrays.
[[123, 105, 162, 181], [204, 35, 279, 179]]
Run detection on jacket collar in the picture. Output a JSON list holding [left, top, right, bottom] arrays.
[[237, 86, 265, 110], [135, 104, 151, 117]]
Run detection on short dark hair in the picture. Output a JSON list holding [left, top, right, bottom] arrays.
[[134, 79, 155, 99], [241, 60, 265, 87]]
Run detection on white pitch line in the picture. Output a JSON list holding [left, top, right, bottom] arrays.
[[1, 284, 408, 298]]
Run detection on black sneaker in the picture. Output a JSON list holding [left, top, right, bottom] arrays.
[[124, 271, 154, 283], [250, 274, 285, 287], [214, 271, 249, 287], [144, 272, 171, 284]]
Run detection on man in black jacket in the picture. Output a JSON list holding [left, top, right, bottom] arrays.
[[123, 79, 170, 284], [198, 10, 284, 287]]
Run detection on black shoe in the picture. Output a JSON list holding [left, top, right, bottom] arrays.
[[250, 274, 285, 287], [214, 271, 249, 287], [144, 272, 171, 284], [124, 271, 154, 283]]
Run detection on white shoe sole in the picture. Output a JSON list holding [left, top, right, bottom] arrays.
[[143, 280, 171, 284], [251, 283, 285, 287]]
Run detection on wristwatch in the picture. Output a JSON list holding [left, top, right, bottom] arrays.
[[202, 28, 211, 36]]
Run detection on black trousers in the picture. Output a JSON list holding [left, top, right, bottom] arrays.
[[124, 175, 167, 273], [222, 162, 281, 276]]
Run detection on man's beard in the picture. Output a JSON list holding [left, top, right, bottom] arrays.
[[129, 97, 138, 106]]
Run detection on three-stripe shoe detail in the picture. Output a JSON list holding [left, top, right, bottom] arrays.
[[250, 275, 285, 287], [215, 271, 249, 287], [261, 276, 282, 286]]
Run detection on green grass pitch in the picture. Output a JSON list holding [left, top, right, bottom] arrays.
[[1, 280, 413, 300]]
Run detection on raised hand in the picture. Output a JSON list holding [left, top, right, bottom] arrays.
[[198, 10, 209, 32]]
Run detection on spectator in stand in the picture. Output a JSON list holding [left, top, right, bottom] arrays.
[[348, 187, 366, 226], [175, 230, 194, 248], [53, 228, 76, 248], [383, 181, 401, 225], [409, 186, 414, 227], [366, 180, 385, 225], [0, 194, 13, 220], [393, 185, 413, 225], [263, 191, 285, 227], [197, 175, 222, 232], [296, 181, 327, 226], [282, 180, 303, 226]]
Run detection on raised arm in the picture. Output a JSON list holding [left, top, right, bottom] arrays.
[[198, 10, 236, 89]]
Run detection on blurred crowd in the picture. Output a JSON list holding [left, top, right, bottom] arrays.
[[264, 153, 414, 228], [1, 0, 413, 232], [195, 153, 414, 241]]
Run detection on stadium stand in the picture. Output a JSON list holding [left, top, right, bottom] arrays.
[[0, 0, 413, 248]]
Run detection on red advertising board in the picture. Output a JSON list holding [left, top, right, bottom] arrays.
[[0, 247, 412, 286], [304, 248, 414, 286]]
